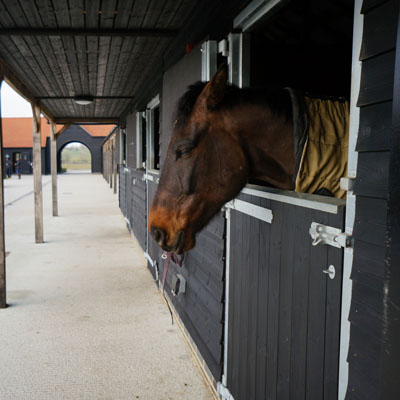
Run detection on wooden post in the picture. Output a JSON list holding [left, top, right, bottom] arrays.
[[50, 122, 58, 216], [0, 77, 7, 308], [113, 143, 118, 195], [32, 104, 43, 243], [110, 142, 114, 189], [109, 143, 112, 188]]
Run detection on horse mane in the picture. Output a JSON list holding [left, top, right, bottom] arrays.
[[175, 80, 292, 125], [176, 81, 207, 124]]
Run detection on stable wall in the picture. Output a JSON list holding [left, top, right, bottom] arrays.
[[125, 112, 137, 169], [347, 1, 400, 398], [3, 147, 46, 175]]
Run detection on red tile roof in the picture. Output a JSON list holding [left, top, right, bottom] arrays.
[[82, 125, 116, 137], [1, 118, 115, 148]]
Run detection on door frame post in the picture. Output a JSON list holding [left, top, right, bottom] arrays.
[[0, 76, 7, 308], [50, 122, 58, 217], [32, 104, 43, 243]]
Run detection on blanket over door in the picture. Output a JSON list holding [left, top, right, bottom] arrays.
[[294, 96, 349, 199]]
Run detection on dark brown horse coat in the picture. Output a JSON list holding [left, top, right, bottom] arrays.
[[148, 66, 348, 253]]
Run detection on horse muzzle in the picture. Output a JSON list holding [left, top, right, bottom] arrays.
[[150, 226, 186, 254]]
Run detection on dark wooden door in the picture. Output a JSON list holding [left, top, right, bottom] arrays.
[[130, 168, 147, 251], [227, 191, 345, 400], [146, 174, 162, 279], [21, 152, 31, 174]]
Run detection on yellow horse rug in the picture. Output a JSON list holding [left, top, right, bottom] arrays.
[[287, 89, 349, 199]]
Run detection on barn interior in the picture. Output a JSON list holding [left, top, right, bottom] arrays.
[[250, 0, 354, 97]]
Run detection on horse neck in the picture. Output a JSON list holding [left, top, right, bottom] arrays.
[[226, 102, 295, 189]]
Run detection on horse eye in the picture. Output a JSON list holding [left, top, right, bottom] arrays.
[[176, 147, 193, 160]]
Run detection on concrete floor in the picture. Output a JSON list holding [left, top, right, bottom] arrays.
[[0, 173, 212, 400]]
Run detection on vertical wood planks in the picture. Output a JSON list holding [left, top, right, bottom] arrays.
[[265, 201, 283, 399], [324, 210, 345, 400], [246, 196, 261, 400], [289, 207, 311, 399], [238, 197, 251, 400], [226, 194, 345, 400], [50, 122, 58, 217], [276, 205, 296, 399], [0, 77, 6, 308], [32, 104, 43, 243], [305, 211, 329, 400]]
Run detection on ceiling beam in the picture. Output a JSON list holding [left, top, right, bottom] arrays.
[[0, 28, 178, 38], [36, 96, 135, 100], [54, 117, 119, 124], [0, 57, 54, 121], [55, 124, 71, 139]]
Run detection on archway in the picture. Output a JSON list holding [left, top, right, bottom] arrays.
[[58, 142, 92, 173], [55, 125, 106, 173]]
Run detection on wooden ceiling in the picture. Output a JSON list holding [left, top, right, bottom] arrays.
[[0, 0, 201, 123]]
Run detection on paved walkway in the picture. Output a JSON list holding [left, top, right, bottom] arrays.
[[0, 173, 212, 400]]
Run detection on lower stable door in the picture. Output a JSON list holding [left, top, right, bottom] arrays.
[[145, 173, 163, 281], [226, 192, 345, 400]]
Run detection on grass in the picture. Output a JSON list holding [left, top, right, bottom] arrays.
[[61, 144, 91, 171], [63, 163, 91, 170]]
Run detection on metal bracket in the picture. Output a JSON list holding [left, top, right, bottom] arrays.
[[323, 265, 336, 280], [143, 173, 154, 182], [144, 252, 159, 281], [225, 199, 273, 223], [217, 382, 235, 400], [309, 222, 353, 249], [171, 273, 186, 296], [340, 177, 355, 192]]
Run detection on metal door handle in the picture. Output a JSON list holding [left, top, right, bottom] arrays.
[[323, 265, 336, 280]]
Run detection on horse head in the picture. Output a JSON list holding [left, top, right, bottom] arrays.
[[148, 65, 249, 254]]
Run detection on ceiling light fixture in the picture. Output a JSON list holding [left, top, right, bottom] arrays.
[[73, 95, 94, 105]]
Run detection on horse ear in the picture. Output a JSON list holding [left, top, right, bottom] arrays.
[[195, 64, 227, 112], [206, 64, 227, 110]]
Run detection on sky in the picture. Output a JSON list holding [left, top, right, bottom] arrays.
[[1, 81, 32, 118]]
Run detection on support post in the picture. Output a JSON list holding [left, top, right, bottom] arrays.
[[32, 104, 43, 243], [109, 144, 112, 188], [50, 122, 58, 216], [0, 76, 7, 308], [111, 142, 114, 190], [113, 146, 117, 195]]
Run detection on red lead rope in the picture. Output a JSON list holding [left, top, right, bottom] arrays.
[[161, 251, 184, 324], [161, 251, 183, 293]]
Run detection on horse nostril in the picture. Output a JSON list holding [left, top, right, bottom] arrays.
[[151, 226, 166, 246]]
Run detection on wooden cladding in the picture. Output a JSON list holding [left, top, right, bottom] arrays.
[[357, 51, 395, 107], [347, 0, 399, 398], [0, 0, 198, 120], [227, 193, 345, 400], [356, 101, 392, 151], [0, 28, 178, 37], [359, 0, 398, 60]]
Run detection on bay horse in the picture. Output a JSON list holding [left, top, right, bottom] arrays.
[[148, 65, 346, 254], [148, 65, 296, 254]]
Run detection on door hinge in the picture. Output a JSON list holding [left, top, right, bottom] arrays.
[[217, 382, 235, 400], [218, 39, 229, 57], [309, 222, 353, 249], [144, 252, 159, 281], [143, 173, 154, 182]]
